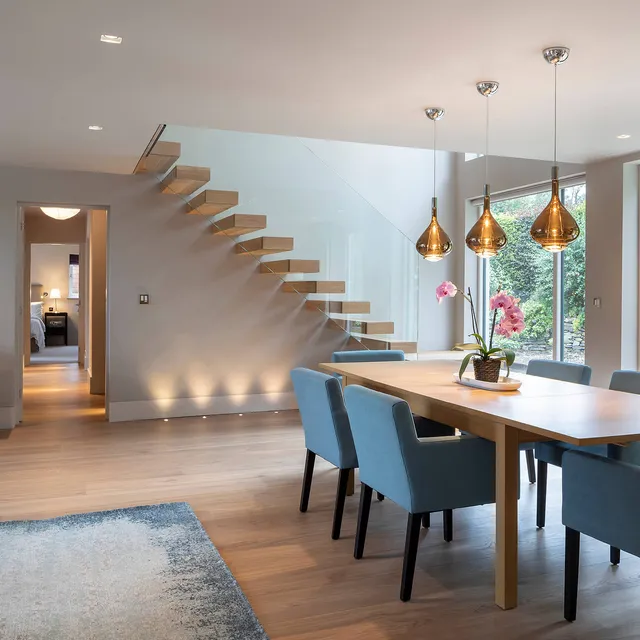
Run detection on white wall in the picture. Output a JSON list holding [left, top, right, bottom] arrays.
[[0, 164, 355, 427], [31, 243, 80, 345]]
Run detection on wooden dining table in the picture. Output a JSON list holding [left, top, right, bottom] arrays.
[[319, 357, 640, 610]]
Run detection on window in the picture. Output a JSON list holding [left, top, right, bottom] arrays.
[[68, 253, 80, 299], [482, 183, 586, 368]]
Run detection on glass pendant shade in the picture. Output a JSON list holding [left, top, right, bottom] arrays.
[[416, 197, 452, 262], [40, 207, 81, 220], [465, 185, 508, 258], [530, 166, 579, 252]]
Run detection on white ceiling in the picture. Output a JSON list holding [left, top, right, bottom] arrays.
[[2, 0, 640, 174]]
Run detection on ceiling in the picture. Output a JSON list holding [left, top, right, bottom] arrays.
[[2, 0, 640, 174]]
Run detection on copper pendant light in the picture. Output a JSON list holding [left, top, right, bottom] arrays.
[[416, 108, 452, 262], [530, 47, 580, 252], [465, 81, 508, 258]]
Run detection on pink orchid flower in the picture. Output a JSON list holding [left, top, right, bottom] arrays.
[[436, 281, 457, 304], [504, 306, 524, 322], [490, 291, 515, 311]]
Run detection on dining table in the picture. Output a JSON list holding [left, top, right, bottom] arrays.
[[319, 355, 640, 610]]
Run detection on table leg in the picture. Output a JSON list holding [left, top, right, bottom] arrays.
[[495, 424, 519, 610], [347, 468, 355, 496]]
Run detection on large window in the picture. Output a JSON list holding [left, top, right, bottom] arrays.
[[483, 183, 585, 367]]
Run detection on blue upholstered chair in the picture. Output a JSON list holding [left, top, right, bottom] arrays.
[[291, 368, 358, 540], [526, 360, 595, 528], [562, 450, 640, 621], [344, 384, 496, 601]]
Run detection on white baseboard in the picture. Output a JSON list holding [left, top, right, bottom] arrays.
[[0, 406, 16, 429], [108, 391, 298, 423]]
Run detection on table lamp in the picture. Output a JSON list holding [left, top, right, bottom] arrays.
[[50, 288, 61, 312]]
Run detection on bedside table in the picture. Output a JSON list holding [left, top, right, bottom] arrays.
[[44, 312, 68, 346]]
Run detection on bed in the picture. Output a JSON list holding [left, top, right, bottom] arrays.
[[30, 300, 46, 352]]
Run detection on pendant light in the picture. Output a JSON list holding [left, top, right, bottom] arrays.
[[40, 207, 81, 221], [465, 81, 508, 258], [416, 108, 452, 262], [530, 47, 580, 252]]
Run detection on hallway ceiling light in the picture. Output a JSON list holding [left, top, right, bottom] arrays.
[[416, 108, 453, 262], [465, 82, 508, 258], [100, 34, 122, 44], [88, 125, 103, 131], [40, 207, 81, 221], [617, 134, 631, 139], [530, 47, 580, 253]]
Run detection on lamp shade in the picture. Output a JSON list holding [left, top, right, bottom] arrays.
[[416, 197, 452, 262], [49, 288, 61, 299], [465, 185, 508, 258], [40, 207, 80, 221]]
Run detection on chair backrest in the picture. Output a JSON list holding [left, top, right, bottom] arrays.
[[290, 368, 357, 470], [343, 384, 415, 507], [526, 359, 592, 385], [608, 371, 640, 465], [331, 350, 405, 363]]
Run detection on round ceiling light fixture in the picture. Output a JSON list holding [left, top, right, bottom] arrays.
[[40, 207, 81, 221]]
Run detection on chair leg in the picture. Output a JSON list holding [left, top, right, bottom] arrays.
[[564, 527, 580, 622], [400, 512, 423, 602], [376, 491, 385, 501], [332, 468, 351, 540], [610, 546, 621, 566], [525, 449, 536, 484], [354, 483, 373, 559], [443, 509, 453, 542], [299, 450, 316, 513], [421, 513, 430, 529], [536, 460, 548, 528]]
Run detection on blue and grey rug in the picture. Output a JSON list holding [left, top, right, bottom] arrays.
[[0, 502, 268, 640]]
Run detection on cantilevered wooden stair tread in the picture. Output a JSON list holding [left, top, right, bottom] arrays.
[[211, 214, 267, 237], [305, 300, 370, 314], [135, 141, 181, 174], [333, 319, 395, 334], [260, 260, 320, 274], [161, 166, 211, 196], [353, 335, 418, 353], [236, 236, 294, 256], [188, 190, 239, 215], [282, 281, 345, 294]]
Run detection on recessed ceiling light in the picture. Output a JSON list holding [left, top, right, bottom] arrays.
[[163, 418, 169, 422], [100, 34, 122, 44], [238, 413, 243, 417], [617, 134, 631, 139], [88, 125, 103, 131]]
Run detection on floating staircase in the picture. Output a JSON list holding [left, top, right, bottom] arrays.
[[142, 139, 416, 353]]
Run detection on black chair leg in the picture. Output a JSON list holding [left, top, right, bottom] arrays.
[[564, 527, 580, 622], [376, 492, 385, 501], [421, 513, 430, 529], [610, 546, 621, 566], [354, 483, 373, 559], [536, 460, 548, 528], [443, 509, 453, 542], [332, 468, 351, 540], [525, 449, 536, 484], [299, 450, 316, 513], [400, 512, 423, 602]]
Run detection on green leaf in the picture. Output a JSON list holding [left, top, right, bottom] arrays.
[[485, 347, 503, 356], [471, 333, 488, 354], [458, 353, 474, 380], [502, 349, 516, 366]]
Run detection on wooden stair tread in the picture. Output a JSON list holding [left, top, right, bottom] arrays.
[[212, 214, 267, 237], [353, 334, 418, 353], [236, 236, 294, 256], [282, 281, 345, 294], [161, 165, 210, 196], [188, 189, 239, 215], [260, 260, 320, 274], [333, 319, 394, 334], [135, 141, 181, 174], [305, 300, 370, 314]]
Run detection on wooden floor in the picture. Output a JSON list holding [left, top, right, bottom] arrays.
[[2, 364, 639, 639]]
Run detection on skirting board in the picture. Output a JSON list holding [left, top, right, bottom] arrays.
[[0, 406, 16, 429], [108, 391, 297, 423]]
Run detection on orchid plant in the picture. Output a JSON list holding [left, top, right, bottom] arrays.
[[436, 281, 526, 380]]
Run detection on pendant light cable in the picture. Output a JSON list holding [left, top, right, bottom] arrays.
[[433, 118, 437, 197], [553, 62, 558, 164], [485, 93, 489, 184]]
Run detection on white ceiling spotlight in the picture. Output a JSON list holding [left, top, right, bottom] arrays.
[[88, 125, 103, 131], [100, 34, 122, 44], [617, 134, 631, 139], [40, 207, 81, 221]]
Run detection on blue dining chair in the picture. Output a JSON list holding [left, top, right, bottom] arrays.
[[526, 360, 596, 528], [291, 367, 358, 540], [344, 384, 496, 602], [562, 450, 640, 621], [332, 349, 455, 528]]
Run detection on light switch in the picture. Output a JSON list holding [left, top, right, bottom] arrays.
[[593, 297, 601, 308], [139, 294, 150, 305]]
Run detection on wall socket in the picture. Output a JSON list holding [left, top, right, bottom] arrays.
[[139, 294, 150, 305], [593, 297, 601, 308]]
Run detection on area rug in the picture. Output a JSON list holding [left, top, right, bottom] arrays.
[[0, 503, 268, 640]]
